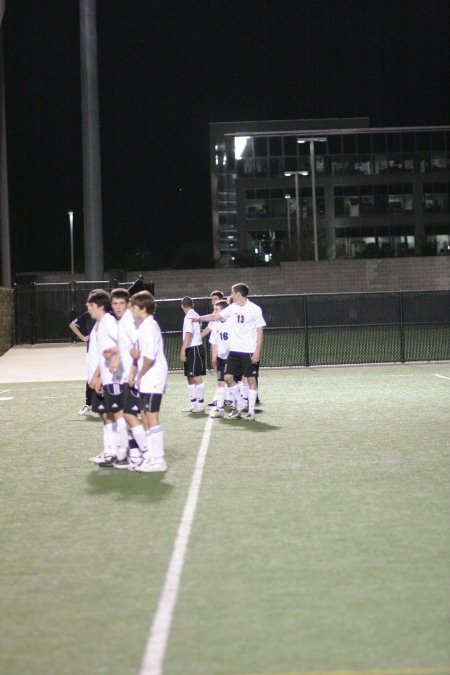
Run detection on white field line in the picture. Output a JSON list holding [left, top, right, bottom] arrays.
[[435, 374, 450, 380], [0, 397, 13, 401], [0, 389, 10, 394], [139, 416, 214, 675]]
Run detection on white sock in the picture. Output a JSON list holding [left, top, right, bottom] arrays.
[[196, 382, 205, 403], [248, 389, 257, 413], [224, 383, 230, 400], [188, 384, 197, 402], [104, 423, 115, 454], [145, 425, 165, 461], [216, 387, 225, 410], [229, 384, 243, 407], [131, 424, 148, 457], [239, 381, 249, 403], [113, 417, 129, 460]]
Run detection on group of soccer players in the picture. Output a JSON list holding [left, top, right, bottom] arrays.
[[74, 282, 266, 472]]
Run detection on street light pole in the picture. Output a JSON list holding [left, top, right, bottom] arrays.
[[284, 194, 291, 248], [68, 211, 74, 276], [284, 170, 308, 260], [298, 136, 326, 261]]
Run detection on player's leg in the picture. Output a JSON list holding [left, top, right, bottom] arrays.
[[225, 353, 246, 418], [134, 395, 168, 473]]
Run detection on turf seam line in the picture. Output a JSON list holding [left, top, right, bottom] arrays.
[[139, 415, 214, 675], [434, 374, 450, 380]]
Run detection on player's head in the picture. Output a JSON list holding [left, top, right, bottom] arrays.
[[86, 289, 111, 314], [181, 296, 194, 309], [214, 300, 228, 314], [130, 290, 156, 316], [210, 290, 224, 304], [110, 288, 130, 319], [231, 283, 249, 298]]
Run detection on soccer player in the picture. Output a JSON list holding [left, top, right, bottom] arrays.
[[103, 288, 148, 468], [87, 290, 129, 466], [208, 299, 230, 418], [180, 296, 206, 412], [193, 283, 266, 420], [69, 309, 95, 415], [128, 291, 169, 473]]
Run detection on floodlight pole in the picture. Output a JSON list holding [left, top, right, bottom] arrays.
[[298, 136, 326, 261], [68, 211, 74, 276]]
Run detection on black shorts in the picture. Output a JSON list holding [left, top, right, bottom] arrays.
[[91, 389, 105, 414], [184, 345, 206, 377], [103, 383, 124, 413], [216, 356, 227, 382], [225, 352, 260, 380], [139, 392, 163, 413], [123, 384, 141, 416]]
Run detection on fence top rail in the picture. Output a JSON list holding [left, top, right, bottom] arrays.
[[157, 289, 450, 303]]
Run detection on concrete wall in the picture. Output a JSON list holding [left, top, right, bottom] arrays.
[[126, 257, 450, 298], [0, 286, 14, 355], [33, 256, 450, 299]]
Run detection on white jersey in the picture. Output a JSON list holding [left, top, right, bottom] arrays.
[[209, 318, 231, 360], [117, 308, 139, 382], [87, 321, 99, 382], [182, 308, 202, 347], [219, 300, 266, 353], [96, 312, 121, 386], [137, 315, 168, 394]]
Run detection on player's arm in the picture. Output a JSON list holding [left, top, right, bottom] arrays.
[[210, 343, 218, 371], [128, 360, 138, 388], [136, 356, 155, 390], [201, 325, 212, 339], [192, 313, 219, 323], [103, 345, 120, 373], [69, 321, 88, 342], [180, 332, 191, 362], [252, 327, 264, 364]]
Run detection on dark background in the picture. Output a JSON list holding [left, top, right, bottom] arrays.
[[3, 0, 450, 274]]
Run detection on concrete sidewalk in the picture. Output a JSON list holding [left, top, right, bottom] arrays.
[[0, 343, 87, 383]]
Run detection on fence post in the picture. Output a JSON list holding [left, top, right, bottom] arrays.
[[399, 291, 405, 363], [31, 282, 37, 345], [303, 294, 310, 367]]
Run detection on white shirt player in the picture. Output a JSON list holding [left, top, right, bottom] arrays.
[[87, 321, 99, 383], [182, 308, 202, 347], [219, 300, 266, 353], [137, 315, 168, 394], [209, 318, 231, 360], [117, 308, 139, 383], [96, 313, 122, 386]]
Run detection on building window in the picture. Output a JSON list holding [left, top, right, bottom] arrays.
[[335, 225, 415, 258], [423, 183, 450, 212], [334, 184, 413, 217], [424, 224, 450, 255]]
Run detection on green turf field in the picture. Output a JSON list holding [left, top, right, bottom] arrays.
[[0, 365, 449, 675]]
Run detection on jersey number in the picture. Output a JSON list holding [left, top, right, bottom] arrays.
[[236, 315, 244, 323], [219, 332, 229, 340]]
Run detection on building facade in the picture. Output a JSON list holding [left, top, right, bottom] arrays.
[[209, 118, 450, 266]]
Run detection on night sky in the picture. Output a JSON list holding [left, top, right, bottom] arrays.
[[3, 0, 450, 276]]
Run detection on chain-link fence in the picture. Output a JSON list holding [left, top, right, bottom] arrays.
[[14, 284, 450, 368]]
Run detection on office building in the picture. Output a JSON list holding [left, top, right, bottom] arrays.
[[209, 118, 450, 266]]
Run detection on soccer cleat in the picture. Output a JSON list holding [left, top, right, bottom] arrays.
[[244, 411, 256, 421], [224, 399, 233, 407], [78, 404, 91, 416], [192, 403, 205, 413], [182, 402, 196, 412], [207, 400, 218, 407], [113, 457, 135, 469], [89, 451, 109, 464], [97, 455, 116, 468], [209, 407, 224, 418], [227, 408, 241, 419], [134, 457, 168, 473], [241, 400, 249, 412]]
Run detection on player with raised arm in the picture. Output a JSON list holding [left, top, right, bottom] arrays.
[[193, 283, 266, 420], [180, 296, 206, 412]]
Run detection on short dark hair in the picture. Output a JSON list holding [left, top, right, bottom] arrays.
[[232, 283, 249, 297], [181, 296, 194, 308], [87, 289, 111, 311], [110, 288, 130, 301], [214, 300, 228, 311], [210, 290, 224, 299], [130, 290, 156, 315]]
